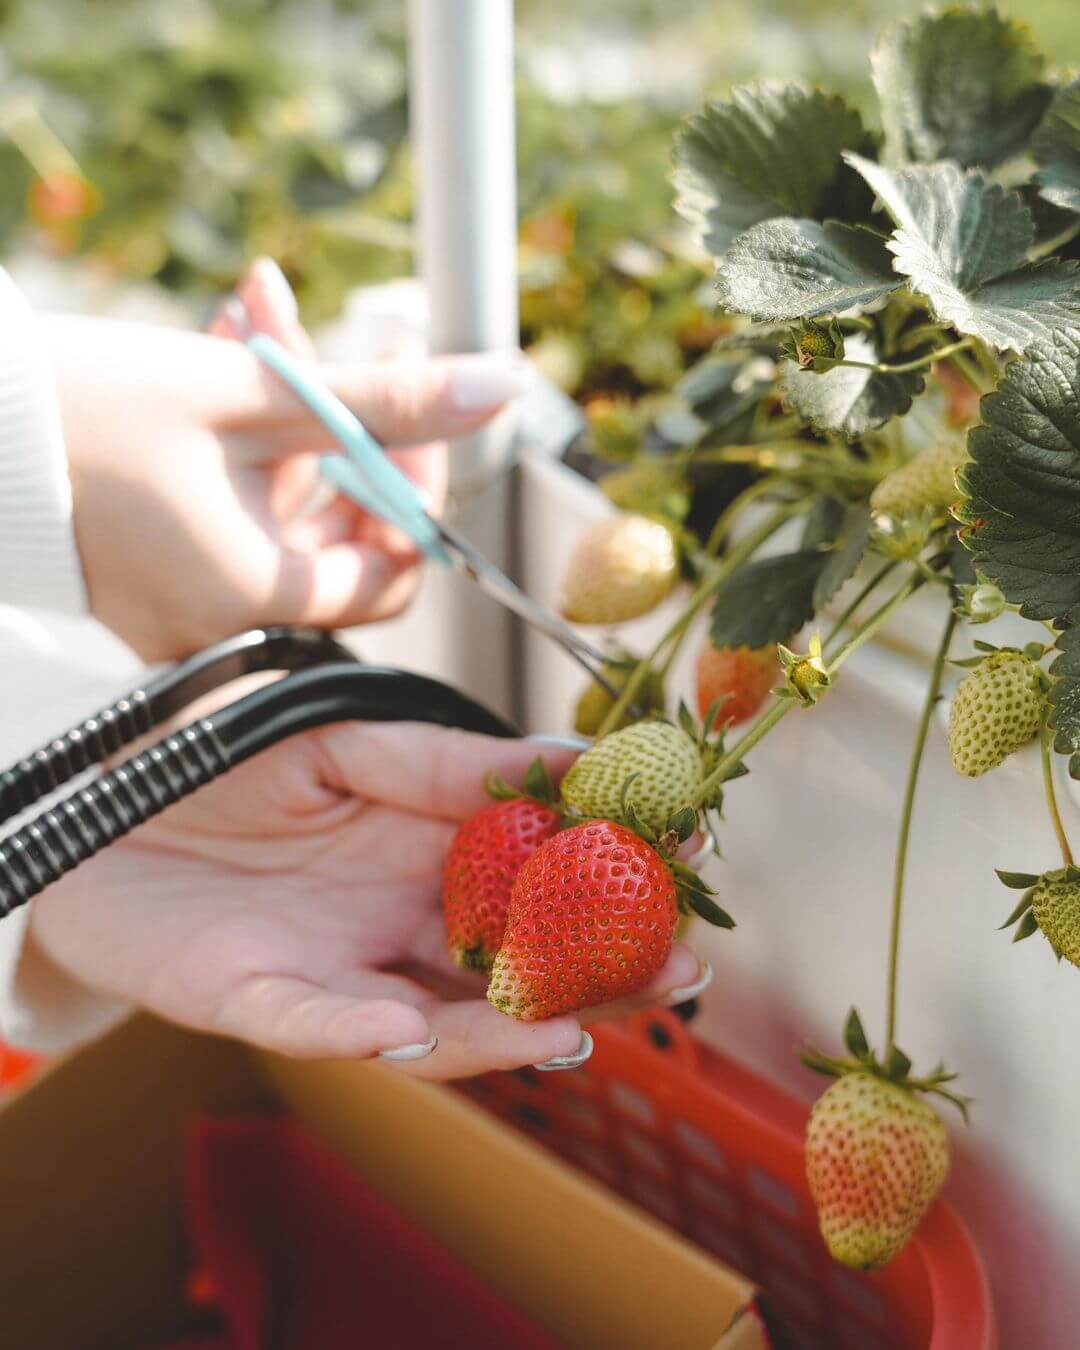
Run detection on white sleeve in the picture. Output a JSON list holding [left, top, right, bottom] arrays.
[[0, 609, 139, 1052], [0, 268, 88, 614]]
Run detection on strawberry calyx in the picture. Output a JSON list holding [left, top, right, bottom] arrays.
[[951, 639, 1051, 684], [801, 1008, 970, 1121], [997, 864, 1080, 951], [618, 775, 735, 930], [776, 633, 831, 706], [484, 756, 560, 810]]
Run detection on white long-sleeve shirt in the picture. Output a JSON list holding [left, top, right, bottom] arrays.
[[0, 268, 136, 1050]]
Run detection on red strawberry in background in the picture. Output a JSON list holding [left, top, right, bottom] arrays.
[[28, 171, 100, 228], [487, 817, 731, 1021], [695, 642, 778, 727], [442, 759, 561, 972]]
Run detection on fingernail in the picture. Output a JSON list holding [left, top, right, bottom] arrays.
[[379, 1035, 438, 1063], [534, 1030, 593, 1072], [528, 733, 592, 751], [663, 961, 713, 1007], [685, 840, 715, 870], [253, 257, 300, 320], [222, 295, 252, 338], [447, 354, 531, 412]]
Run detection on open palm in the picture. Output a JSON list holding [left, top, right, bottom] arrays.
[[27, 723, 700, 1078]]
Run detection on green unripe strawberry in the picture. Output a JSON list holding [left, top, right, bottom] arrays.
[[947, 651, 1045, 777], [870, 442, 967, 519], [1031, 873, 1080, 966], [561, 515, 679, 625], [806, 1071, 949, 1270], [574, 661, 666, 737], [600, 460, 689, 523], [561, 720, 701, 835]]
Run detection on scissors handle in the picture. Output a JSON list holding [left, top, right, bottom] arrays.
[[247, 330, 618, 699], [250, 332, 449, 561]]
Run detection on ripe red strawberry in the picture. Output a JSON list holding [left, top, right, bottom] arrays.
[[487, 818, 731, 1021], [442, 761, 561, 972], [487, 821, 679, 1020], [695, 642, 778, 727]]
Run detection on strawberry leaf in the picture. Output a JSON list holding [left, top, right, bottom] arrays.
[[710, 503, 866, 648], [954, 333, 1080, 772], [847, 155, 1080, 353], [1012, 909, 1040, 942], [715, 218, 899, 322], [1033, 79, 1080, 215], [522, 757, 556, 805], [667, 805, 698, 843], [813, 505, 870, 609], [709, 550, 826, 649], [996, 870, 1040, 889], [673, 83, 873, 259], [1000, 891, 1035, 930], [843, 1007, 870, 1059], [885, 1044, 912, 1080], [678, 880, 735, 930], [782, 333, 924, 438], [871, 8, 1051, 170], [484, 772, 522, 802]]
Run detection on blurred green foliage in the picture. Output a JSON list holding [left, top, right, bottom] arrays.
[[0, 0, 1076, 399]]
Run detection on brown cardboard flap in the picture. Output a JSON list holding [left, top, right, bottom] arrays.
[[712, 1306, 771, 1349], [0, 1016, 759, 1350], [262, 1052, 756, 1350], [0, 1016, 269, 1350]]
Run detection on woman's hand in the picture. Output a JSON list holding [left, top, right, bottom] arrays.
[[47, 259, 527, 660], [25, 724, 705, 1079]]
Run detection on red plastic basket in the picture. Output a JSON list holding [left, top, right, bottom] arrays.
[[0, 1039, 39, 1093], [458, 1010, 995, 1350]]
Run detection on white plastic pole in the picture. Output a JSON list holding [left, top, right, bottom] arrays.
[[408, 0, 519, 494], [404, 0, 520, 717]]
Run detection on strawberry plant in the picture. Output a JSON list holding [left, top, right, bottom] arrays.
[[552, 6, 1080, 1266]]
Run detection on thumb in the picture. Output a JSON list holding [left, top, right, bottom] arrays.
[[305, 351, 532, 450]]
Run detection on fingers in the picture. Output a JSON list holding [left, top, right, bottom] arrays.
[[211, 971, 432, 1060], [242, 350, 530, 455], [213, 260, 322, 524], [313, 723, 581, 821], [273, 537, 422, 629], [323, 350, 530, 449], [398, 998, 585, 1081], [212, 966, 584, 1080]]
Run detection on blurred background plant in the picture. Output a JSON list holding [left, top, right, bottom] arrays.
[[0, 0, 1075, 400]]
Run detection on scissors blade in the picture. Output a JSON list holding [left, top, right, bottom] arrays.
[[434, 519, 620, 696]]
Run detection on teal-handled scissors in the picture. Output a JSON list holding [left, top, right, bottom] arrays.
[[236, 313, 621, 699]]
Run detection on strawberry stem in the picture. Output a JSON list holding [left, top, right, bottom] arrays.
[[822, 560, 899, 654], [704, 476, 777, 556], [886, 606, 957, 1052], [690, 566, 931, 807], [594, 497, 806, 738], [1040, 713, 1074, 869], [832, 337, 974, 377]]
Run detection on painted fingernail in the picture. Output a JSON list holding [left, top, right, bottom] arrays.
[[447, 354, 531, 411], [253, 256, 300, 320], [527, 733, 592, 751], [534, 1030, 593, 1072], [663, 961, 713, 1007], [685, 840, 715, 871], [379, 1035, 438, 1062], [222, 295, 252, 338]]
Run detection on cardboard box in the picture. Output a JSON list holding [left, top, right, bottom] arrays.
[[0, 1016, 765, 1350]]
